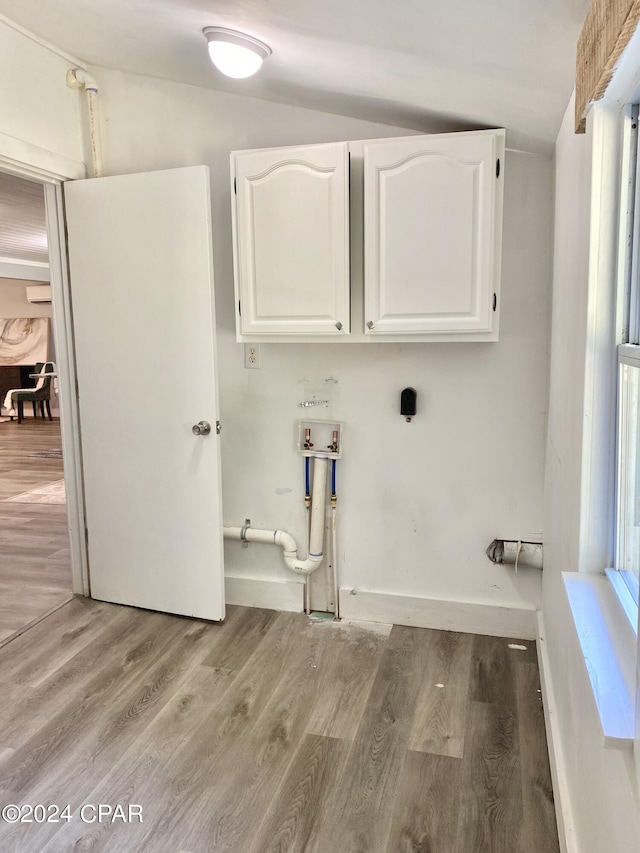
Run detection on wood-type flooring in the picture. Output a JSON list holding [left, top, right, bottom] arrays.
[[0, 419, 73, 645], [0, 599, 560, 852]]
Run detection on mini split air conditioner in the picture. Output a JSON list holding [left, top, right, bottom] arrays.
[[26, 285, 52, 303]]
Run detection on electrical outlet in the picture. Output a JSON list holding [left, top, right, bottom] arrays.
[[244, 344, 260, 369]]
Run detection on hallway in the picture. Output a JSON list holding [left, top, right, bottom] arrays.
[[0, 418, 73, 645]]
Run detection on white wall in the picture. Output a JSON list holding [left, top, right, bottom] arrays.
[[0, 19, 84, 178], [0, 278, 52, 319], [93, 66, 552, 623], [543, 96, 640, 853], [544, 96, 591, 584]]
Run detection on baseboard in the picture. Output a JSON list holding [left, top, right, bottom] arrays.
[[338, 588, 537, 639], [536, 611, 578, 853], [225, 574, 304, 612]]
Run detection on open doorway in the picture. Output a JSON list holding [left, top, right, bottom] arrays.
[[0, 160, 225, 624], [0, 170, 73, 644]]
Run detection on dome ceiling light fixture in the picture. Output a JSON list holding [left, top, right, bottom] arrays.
[[203, 27, 272, 79]]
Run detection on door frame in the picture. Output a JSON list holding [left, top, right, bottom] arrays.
[[0, 154, 89, 596]]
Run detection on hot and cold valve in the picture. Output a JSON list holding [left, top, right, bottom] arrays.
[[303, 427, 314, 450], [298, 420, 343, 459]]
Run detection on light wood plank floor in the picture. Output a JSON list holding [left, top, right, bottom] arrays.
[[0, 419, 73, 646], [0, 599, 560, 852]]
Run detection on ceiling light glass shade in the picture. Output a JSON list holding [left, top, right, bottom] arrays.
[[203, 27, 272, 78]]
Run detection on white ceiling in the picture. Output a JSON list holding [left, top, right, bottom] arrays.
[[0, 0, 589, 152]]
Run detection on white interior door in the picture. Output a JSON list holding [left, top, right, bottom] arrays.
[[64, 166, 224, 621]]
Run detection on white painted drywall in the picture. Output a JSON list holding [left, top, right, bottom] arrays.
[[0, 277, 52, 319], [0, 19, 84, 178], [95, 66, 551, 617], [543, 96, 640, 853], [544, 96, 591, 581], [0, 0, 589, 154]]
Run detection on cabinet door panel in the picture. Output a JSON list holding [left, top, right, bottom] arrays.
[[364, 132, 502, 335], [233, 143, 349, 335]]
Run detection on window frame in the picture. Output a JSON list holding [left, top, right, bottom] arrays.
[[614, 346, 640, 607], [614, 104, 640, 610], [579, 21, 640, 783]]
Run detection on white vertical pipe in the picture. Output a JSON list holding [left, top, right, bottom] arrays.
[[332, 505, 340, 619], [304, 577, 311, 615], [66, 69, 103, 178], [85, 87, 103, 178], [304, 501, 311, 614], [307, 457, 328, 560]]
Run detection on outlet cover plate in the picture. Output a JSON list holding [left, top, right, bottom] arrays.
[[244, 344, 260, 369]]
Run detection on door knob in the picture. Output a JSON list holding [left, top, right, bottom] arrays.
[[192, 420, 211, 436]]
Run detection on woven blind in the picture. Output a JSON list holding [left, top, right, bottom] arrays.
[[576, 0, 640, 131]]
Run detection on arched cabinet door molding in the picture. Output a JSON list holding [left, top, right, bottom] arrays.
[[363, 130, 503, 336], [231, 129, 504, 343], [232, 142, 350, 337]]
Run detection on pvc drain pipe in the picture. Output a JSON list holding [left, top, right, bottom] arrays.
[[223, 457, 328, 576]]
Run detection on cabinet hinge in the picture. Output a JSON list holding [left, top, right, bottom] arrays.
[[493, 293, 497, 312], [238, 300, 242, 317], [496, 158, 500, 178]]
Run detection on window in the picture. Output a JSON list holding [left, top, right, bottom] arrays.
[[616, 351, 640, 603], [615, 104, 640, 607]]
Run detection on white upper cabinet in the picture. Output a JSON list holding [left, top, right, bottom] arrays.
[[363, 130, 504, 337], [232, 142, 350, 336], [231, 130, 504, 342]]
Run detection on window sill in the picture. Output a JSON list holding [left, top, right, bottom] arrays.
[[605, 568, 639, 637], [562, 572, 636, 750]]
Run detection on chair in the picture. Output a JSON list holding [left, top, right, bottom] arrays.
[[10, 362, 54, 424]]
